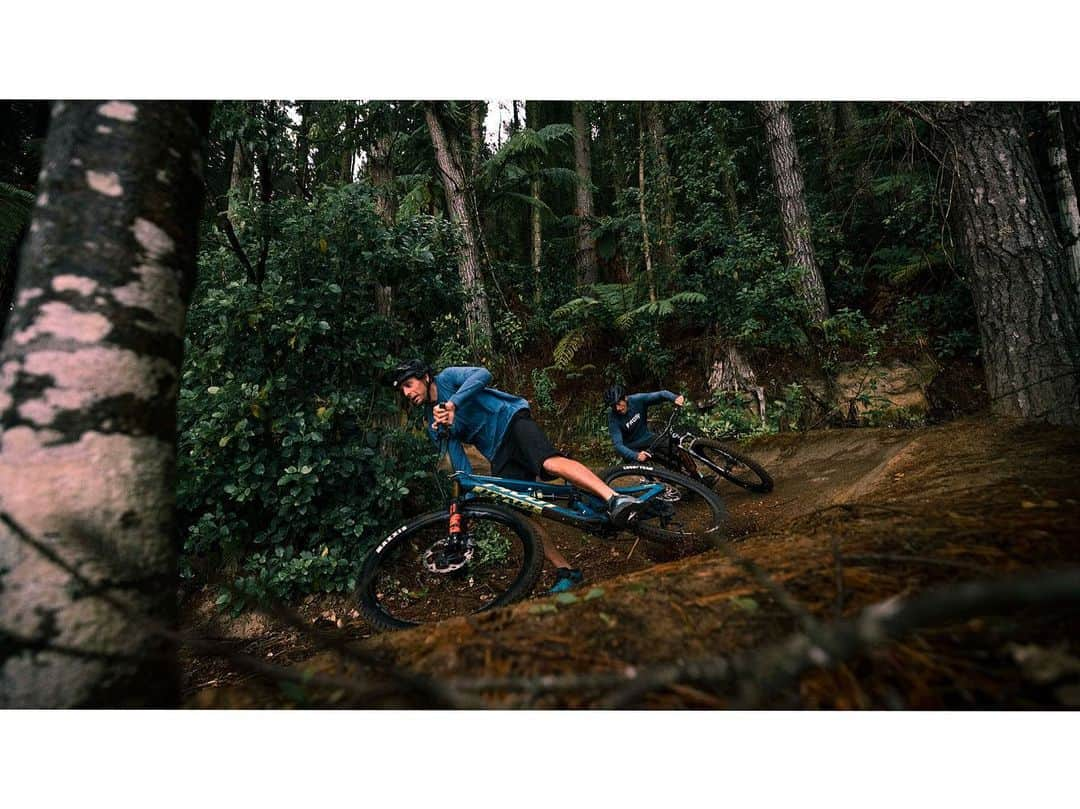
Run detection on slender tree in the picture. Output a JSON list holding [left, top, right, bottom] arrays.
[[340, 103, 356, 183], [526, 101, 544, 301], [1045, 102, 1080, 292], [572, 101, 599, 285], [813, 101, 840, 190], [469, 100, 485, 178], [929, 102, 1080, 425], [757, 100, 830, 325], [227, 139, 252, 227], [637, 104, 658, 303], [368, 128, 397, 316], [424, 102, 493, 346], [0, 101, 210, 706], [645, 102, 677, 284], [295, 100, 311, 198]]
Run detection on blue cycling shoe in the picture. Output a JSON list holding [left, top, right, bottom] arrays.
[[548, 567, 584, 594]]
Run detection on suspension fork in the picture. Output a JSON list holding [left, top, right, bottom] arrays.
[[447, 477, 466, 549]]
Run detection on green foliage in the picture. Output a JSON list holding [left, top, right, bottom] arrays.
[[178, 183, 462, 604], [551, 282, 702, 379], [0, 181, 33, 271], [530, 366, 557, 413]]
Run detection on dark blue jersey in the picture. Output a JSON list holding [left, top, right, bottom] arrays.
[[607, 390, 677, 461]]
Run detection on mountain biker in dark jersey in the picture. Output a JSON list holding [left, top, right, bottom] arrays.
[[391, 361, 646, 592], [605, 385, 686, 463]]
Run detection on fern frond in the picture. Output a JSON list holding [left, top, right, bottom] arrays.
[[551, 296, 599, 321], [534, 123, 575, 143], [0, 182, 35, 264], [553, 327, 587, 369]]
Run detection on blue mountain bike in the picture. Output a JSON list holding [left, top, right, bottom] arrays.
[[356, 430, 725, 630]]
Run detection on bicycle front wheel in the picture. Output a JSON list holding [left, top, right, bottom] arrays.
[[356, 503, 543, 631], [601, 463, 726, 548], [691, 438, 774, 493]]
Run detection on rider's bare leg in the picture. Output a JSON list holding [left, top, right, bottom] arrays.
[[541, 456, 617, 502]]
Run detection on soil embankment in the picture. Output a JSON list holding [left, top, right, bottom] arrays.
[[184, 417, 1080, 707]]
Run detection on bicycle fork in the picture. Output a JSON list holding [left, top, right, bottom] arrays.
[[422, 478, 474, 574]]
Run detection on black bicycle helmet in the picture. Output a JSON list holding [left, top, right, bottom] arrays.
[[603, 384, 626, 409], [390, 359, 431, 389]]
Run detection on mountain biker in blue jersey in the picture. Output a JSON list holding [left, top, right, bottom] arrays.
[[391, 361, 646, 593], [606, 385, 686, 462]]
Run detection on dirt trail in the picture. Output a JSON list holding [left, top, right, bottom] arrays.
[[184, 417, 1080, 708]]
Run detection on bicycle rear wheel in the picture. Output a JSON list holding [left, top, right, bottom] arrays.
[[600, 463, 726, 548], [690, 438, 773, 493], [356, 503, 543, 631]]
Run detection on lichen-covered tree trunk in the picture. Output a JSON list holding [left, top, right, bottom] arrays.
[[1046, 103, 1080, 292], [0, 101, 209, 706], [645, 102, 677, 285], [932, 102, 1080, 425], [757, 100, 830, 325], [572, 102, 598, 286], [423, 103, 493, 346]]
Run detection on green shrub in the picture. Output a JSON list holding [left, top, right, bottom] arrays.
[[178, 183, 461, 605]]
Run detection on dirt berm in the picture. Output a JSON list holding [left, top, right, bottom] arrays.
[[185, 417, 1080, 708]]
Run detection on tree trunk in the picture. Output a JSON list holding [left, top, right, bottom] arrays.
[[572, 101, 599, 286], [368, 132, 396, 317], [469, 101, 485, 179], [1045, 103, 1080, 292], [931, 102, 1080, 425], [227, 139, 252, 227], [714, 119, 740, 231], [340, 105, 356, 183], [637, 105, 657, 303], [423, 103, 493, 346], [837, 102, 860, 143], [813, 101, 839, 189], [707, 343, 766, 424], [757, 100, 830, 325], [531, 175, 543, 303], [645, 102, 676, 285], [296, 100, 311, 198], [0, 100, 210, 706]]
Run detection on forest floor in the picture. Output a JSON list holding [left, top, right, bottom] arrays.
[[182, 416, 1080, 708]]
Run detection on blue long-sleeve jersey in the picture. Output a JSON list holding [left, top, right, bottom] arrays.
[[425, 366, 529, 474], [607, 390, 678, 461]]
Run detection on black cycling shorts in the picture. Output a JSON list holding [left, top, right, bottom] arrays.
[[491, 410, 566, 481]]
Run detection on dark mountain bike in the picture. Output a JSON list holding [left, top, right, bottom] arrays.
[[612, 404, 774, 495], [355, 425, 725, 630]]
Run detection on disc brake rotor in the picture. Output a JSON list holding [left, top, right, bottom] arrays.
[[422, 537, 474, 574]]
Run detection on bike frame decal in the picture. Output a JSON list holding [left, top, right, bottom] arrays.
[[469, 481, 559, 515]]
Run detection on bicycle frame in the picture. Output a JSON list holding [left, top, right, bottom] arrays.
[[641, 406, 717, 479], [449, 470, 666, 535]]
